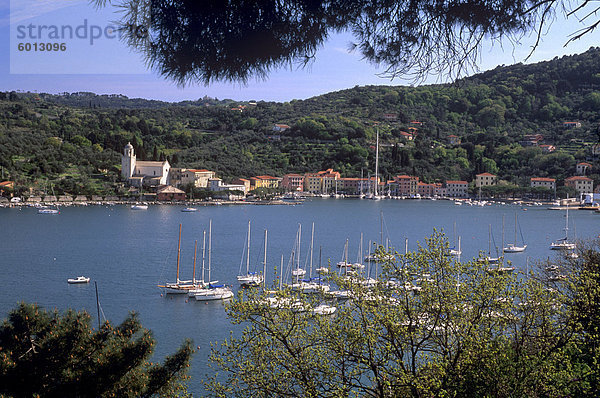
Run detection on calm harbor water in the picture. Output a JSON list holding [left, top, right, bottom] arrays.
[[1, 198, 599, 394]]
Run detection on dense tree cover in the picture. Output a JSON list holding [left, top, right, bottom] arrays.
[[205, 231, 600, 397], [93, 0, 596, 84], [2, 48, 600, 196], [0, 303, 193, 397]]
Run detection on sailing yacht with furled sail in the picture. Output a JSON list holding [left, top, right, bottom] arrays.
[[504, 213, 527, 253], [159, 224, 201, 294], [291, 224, 306, 278], [366, 128, 382, 200], [479, 224, 501, 263], [237, 221, 265, 287], [550, 204, 576, 250], [193, 219, 234, 301]]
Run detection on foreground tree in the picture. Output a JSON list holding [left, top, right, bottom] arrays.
[[0, 303, 193, 397], [95, 0, 597, 84], [206, 231, 582, 397]]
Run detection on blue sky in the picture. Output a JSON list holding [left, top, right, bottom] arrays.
[[1, 0, 598, 103]]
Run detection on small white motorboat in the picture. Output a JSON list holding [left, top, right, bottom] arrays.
[[131, 203, 148, 210], [181, 207, 197, 212], [68, 276, 90, 284], [38, 207, 59, 214]]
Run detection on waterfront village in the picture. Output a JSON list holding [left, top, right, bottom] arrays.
[[1, 139, 599, 208]]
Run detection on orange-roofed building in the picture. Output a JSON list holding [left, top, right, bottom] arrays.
[[447, 135, 461, 146], [273, 124, 290, 132], [389, 175, 419, 197], [445, 180, 468, 198], [530, 177, 556, 191], [250, 175, 281, 190], [576, 162, 592, 176], [157, 185, 186, 201], [475, 173, 497, 187], [565, 176, 593, 195], [417, 182, 438, 198], [281, 174, 305, 192]]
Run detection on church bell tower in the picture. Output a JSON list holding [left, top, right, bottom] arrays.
[[121, 142, 136, 180]]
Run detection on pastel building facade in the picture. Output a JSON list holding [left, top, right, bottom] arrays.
[[445, 180, 468, 198], [475, 173, 497, 187], [530, 177, 556, 191], [250, 175, 281, 190], [281, 174, 305, 192], [565, 176, 594, 195], [388, 175, 419, 197]]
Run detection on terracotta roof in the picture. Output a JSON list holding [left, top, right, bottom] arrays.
[[577, 162, 592, 167], [188, 169, 212, 173], [446, 180, 468, 184], [566, 176, 593, 181], [252, 175, 279, 180], [158, 185, 185, 194], [531, 177, 556, 182], [476, 172, 496, 177]]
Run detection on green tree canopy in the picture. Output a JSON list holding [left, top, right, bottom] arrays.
[[0, 303, 193, 397], [93, 0, 596, 84], [205, 231, 584, 397]]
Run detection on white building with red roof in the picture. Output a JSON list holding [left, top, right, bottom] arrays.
[[475, 173, 497, 188], [530, 177, 556, 191], [565, 176, 594, 195]]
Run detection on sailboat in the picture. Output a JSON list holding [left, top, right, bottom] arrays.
[[291, 224, 306, 278], [504, 213, 527, 253], [237, 221, 265, 287], [336, 238, 352, 268], [479, 224, 501, 263], [367, 129, 382, 200], [131, 187, 148, 209], [449, 222, 461, 256], [486, 217, 515, 273], [159, 224, 201, 294], [194, 219, 234, 301], [364, 212, 393, 263], [550, 204, 576, 250], [291, 225, 331, 294], [38, 184, 59, 214]]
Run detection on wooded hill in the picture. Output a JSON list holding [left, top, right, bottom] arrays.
[[2, 47, 600, 197]]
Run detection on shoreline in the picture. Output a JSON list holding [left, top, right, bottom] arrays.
[[0, 196, 571, 209]]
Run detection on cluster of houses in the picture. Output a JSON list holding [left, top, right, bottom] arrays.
[[118, 142, 598, 200]]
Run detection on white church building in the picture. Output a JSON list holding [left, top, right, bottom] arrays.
[[121, 142, 170, 187]]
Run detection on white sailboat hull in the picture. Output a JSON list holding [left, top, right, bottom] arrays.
[[503, 244, 527, 253], [550, 242, 576, 250], [194, 287, 233, 301], [237, 274, 263, 286]]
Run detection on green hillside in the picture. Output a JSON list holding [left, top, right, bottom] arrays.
[[2, 47, 600, 197]]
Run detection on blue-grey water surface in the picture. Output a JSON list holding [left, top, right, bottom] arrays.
[[1, 198, 598, 395]]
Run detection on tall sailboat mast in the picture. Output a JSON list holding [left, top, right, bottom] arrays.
[[176, 224, 182, 284], [246, 220, 251, 275], [208, 219, 212, 283], [192, 240, 197, 285], [374, 128, 379, 197], [263, 229, 268, 288], [309, 222, 315, 277], [202, 230, 206, 284]]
